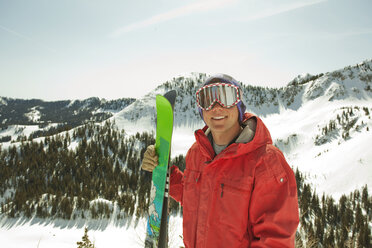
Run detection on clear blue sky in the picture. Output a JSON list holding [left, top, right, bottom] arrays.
[[1, 0, 371, 100]]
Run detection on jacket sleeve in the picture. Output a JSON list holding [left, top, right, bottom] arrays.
[[249, 147, 299, 247], [169, 165, 184, 203]]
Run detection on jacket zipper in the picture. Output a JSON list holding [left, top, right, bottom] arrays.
[[221, 183, 224, 198]]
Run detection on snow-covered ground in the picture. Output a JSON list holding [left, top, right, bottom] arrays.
[[0, 215, 184, 248], [262, 97, 372, 199]]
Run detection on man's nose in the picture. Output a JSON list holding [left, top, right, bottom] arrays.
[[211, 102, 223, 110]]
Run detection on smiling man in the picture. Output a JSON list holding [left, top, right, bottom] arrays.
[[142, 74, 299, 248]]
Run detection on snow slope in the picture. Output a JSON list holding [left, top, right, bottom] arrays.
[[264, 97, 372, 199], [0, 216, 184, 248]]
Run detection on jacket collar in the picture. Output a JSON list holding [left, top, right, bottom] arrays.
[[195, 113, 272, 160]]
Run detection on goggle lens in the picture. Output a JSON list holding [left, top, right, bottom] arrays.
[[196, 83, 241, 110]]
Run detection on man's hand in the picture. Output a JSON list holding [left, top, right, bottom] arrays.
[[141, 145, 159, 172]]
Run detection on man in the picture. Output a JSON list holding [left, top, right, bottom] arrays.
[[142, 74, 299, 248]]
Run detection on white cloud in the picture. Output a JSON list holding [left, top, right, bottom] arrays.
[[333, 29, 372, 38], [0, 24, 32, 41], [241, 0, 328, 22], [110, 0, 239, 37], [0, 24, 59, 54]]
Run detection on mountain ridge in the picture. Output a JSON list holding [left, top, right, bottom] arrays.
[[113, 59, 372, 134]]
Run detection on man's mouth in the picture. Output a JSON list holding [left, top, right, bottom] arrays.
[[212, 116, 226, 120]]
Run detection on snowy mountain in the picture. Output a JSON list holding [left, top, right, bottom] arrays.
[[114, 60, 372, 130], [0, 59, 371, 247], [0, 97, 136, 126], [0, 97, 135, 142], [112, 59, 372, 198], [1, 59, 371, 198]]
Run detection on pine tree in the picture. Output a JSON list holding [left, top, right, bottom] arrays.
[[354, 203, 363, 234], [314, 217, 324, 244], [76, 227, 95, 248], [357, 221, 371, 248], [361, 185, 370, 212]]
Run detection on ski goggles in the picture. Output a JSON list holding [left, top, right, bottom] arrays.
[[196, 83, 242, 111]]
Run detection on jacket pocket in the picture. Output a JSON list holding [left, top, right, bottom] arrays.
[[183, 169, 201, 211], [216, 177, 253, 232], [220, 177, 252, 198]]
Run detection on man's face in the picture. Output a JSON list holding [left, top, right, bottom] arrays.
[[202, 103, 240, 135]]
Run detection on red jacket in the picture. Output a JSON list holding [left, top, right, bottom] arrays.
[[169, 113, 299, 248]]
